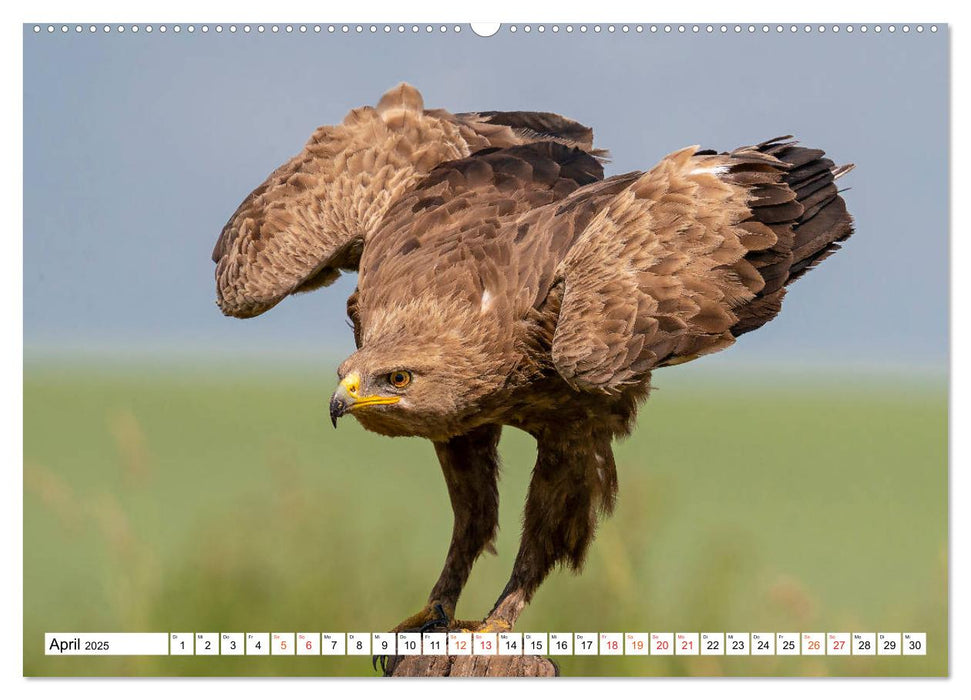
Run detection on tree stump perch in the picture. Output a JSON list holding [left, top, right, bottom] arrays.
[[384, 654, 559, 677]]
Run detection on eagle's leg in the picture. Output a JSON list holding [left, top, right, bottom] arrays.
[[390, 424, 501, 633], [480, 426, 617, 631]]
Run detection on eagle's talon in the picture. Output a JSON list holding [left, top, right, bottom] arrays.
[[372, 652, 395, 676], [390, 601, 455, 634], [449, 617, 512, 634], [475, 617, 514, 634], [370, 602, 455, 674], [418, 603, 450, 633]]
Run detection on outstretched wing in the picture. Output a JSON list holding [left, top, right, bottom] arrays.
[[212, 85, 458, 319], [211, 148, 364, 319], [550, 137, 854, 392], [212, 84, 606, 319]]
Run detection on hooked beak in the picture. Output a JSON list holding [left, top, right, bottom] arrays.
[[329, 372, 400, 428], [329, 393, 347, 428]]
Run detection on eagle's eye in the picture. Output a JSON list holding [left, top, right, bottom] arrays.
[[388, 370, 412, 389]]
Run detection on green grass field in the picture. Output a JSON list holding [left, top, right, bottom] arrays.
[[23, 362, 947, 676]]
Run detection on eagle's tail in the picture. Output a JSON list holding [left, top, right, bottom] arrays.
[[723, 136, 855, 337]]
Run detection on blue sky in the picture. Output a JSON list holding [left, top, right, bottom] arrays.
[[23, 26, 948, 370]]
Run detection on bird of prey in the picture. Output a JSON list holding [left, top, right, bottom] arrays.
[[212, 84, 854, 636]]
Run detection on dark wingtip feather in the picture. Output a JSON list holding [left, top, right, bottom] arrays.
[[730, 138, 855, 337]]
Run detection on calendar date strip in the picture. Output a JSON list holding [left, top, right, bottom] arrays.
[[45, 631, 927, 656]]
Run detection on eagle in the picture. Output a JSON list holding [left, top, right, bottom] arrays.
[[212, 84, 854, 636]]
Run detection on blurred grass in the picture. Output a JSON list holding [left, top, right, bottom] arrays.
[[23, 362, 947, 676]]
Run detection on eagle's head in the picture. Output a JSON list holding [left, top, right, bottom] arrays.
[[328, 296, 516, 440]]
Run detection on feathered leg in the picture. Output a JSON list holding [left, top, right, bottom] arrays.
[[391, 424, 501, 632], [482, 425, 617, 630]]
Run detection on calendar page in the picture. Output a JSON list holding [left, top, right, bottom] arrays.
[[22, 17, 948, 680]]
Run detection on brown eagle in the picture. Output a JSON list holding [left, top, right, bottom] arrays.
[[212, 84, 853, 635]]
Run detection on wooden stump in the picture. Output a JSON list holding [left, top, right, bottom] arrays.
[[384, 654, 558, 677]]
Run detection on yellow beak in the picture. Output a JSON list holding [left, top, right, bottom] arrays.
[[329, 372, 400, 427]]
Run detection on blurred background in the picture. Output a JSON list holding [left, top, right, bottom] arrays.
[[24, 24, 947, 676]]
